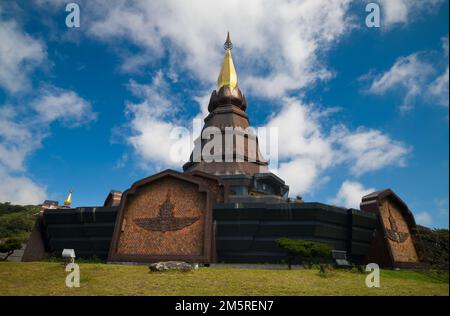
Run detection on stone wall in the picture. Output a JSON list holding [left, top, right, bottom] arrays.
[[40, 206, 118, 259], [214, 202, 377, 264]]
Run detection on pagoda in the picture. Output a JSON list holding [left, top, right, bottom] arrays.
[[184, 33, 288, 200], [21, 34, 425, 269]]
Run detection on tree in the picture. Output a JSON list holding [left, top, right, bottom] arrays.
[[0, 237, 23, 261], [277, 238, 332, 270]]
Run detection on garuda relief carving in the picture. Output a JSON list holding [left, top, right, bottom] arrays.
[[385, 204, 409, 243], [134, 192, 199, 232]]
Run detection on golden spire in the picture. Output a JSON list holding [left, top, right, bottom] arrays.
[[217, 32, 238, 90], [64, 190, 72, 207]]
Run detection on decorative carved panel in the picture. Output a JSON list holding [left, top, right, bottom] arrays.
[[108, 170, 219, 263], [133, 192, 199, 232], [360, 189, 425, 268], [379, 200, 418, 263]]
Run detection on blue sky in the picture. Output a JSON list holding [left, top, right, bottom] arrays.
[[0, 1, 448, 228]]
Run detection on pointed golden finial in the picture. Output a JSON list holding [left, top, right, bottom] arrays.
[[224, 31, 233, 50], [217, 32, 238, 90], [64, 190, 72, 207]]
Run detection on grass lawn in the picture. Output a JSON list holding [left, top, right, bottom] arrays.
[[0, 262, 448, 296]]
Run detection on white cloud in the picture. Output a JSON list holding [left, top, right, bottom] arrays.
[[56, 0, 413, 196], [331, 126, 411, 175], [85, 0, 412, 197], [124, 72, 191, 169], [32, 0, 445, 100], [428, 37, 449, 108], [276, 158, 322, 196], [266, 98, 334, 166], [0, 12, 49, 204], [0, 17, 46, 93], [364, 37, 449, 112], [331, 180, 375, 209], [0, 4, 98, 205], [415, 211, 433, 226], [261, 99, 410, 196], [31, 86, 97, 126], [193, 93, 212, 121], [15, 0, 417, 198], [366, 53, 434, 112], [0, 168, 47, 205], [126, 112, 181, 169], [378, 0, 445, 27], [0, 87, 95, 203], [46, 0, 428, 188], [428, 67, 449, 107], [0, 106, 43, 172], [0, 87, 96, 172], [70, 0, 356, 98], [263, 98, 334, 194]]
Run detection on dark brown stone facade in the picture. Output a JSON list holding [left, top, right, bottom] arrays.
[[21, 215, 49, 262], [108, 170, 224, 263], [183, 85, 269, 176], [361, 189, 426, 268]]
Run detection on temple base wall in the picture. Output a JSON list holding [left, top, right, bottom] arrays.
[[29, 201, 378, 265]]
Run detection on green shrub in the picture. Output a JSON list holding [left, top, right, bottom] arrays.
[[276, 238, 332, 269]]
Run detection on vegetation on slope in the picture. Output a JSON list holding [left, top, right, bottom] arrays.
[[0, 202, 40, 259], [0, 202, 39, 242], [417, 225, 449, 271]]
